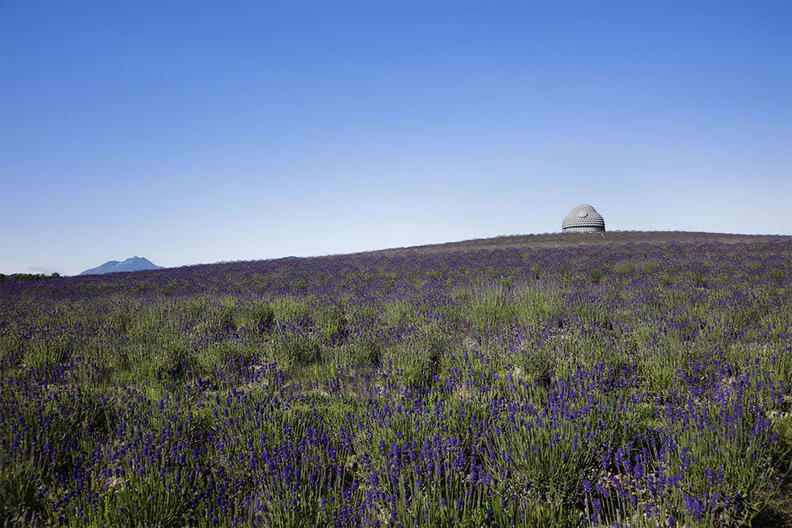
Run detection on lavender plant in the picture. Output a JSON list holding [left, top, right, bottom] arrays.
[[0, 232, 790, 527]]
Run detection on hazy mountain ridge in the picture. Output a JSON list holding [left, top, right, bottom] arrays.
[[79, 256, 163, 276]]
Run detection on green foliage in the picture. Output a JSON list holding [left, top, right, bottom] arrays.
[[613, 261, 636, 275], [464, 284, 562, 330], [512, 286, 563, 327], [271, 294, 313, 324], [316, 305, 347, 344], [0, 462, 48, 525], [381, 299, 413, 328], [0, 272, 59, 282]]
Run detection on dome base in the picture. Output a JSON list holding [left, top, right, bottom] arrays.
[[563, 226, 605, 233]]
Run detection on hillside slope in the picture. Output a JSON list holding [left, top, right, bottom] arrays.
[[1, 231, 791, 526]]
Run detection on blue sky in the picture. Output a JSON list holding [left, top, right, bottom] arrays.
[[1, 1, 790, 275]]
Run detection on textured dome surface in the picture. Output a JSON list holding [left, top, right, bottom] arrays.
[[562, 204, 605, 232]]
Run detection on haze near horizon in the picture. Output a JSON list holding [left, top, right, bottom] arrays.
[[1, 1, 790, 275]]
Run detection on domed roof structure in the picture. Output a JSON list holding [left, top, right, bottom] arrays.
[[562, 204, 605, 233]]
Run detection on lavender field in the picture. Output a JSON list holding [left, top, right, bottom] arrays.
[[1, 232, 790, 527]]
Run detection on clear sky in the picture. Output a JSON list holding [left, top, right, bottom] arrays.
[[1, 1, 790, 275]]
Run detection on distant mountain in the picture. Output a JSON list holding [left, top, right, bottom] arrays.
[[79, 256, 163, 276]]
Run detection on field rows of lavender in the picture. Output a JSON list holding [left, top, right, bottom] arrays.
[[1, 233, 791, 527]]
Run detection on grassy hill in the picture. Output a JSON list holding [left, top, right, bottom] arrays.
[[1, 232, 791, 527]]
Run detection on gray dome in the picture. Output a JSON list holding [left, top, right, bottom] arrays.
[[562, 204, 605, 232]]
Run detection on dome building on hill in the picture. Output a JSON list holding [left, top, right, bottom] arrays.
[[562, 204, 605, 233]]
